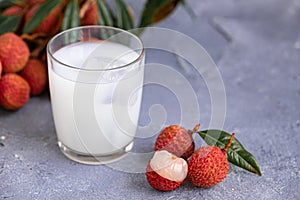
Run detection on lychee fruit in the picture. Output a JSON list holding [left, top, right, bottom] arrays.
[[80, 2, 98, 26], [0, 60, 2, 78], [25, 4, 62, 35], [187, 133, 235, 187], [21, 59, 47, 95], [2, 6, 23, 16], [0, 32, 30, 73], [0, 73, 30, 110], [146, 150, 188, 191], [154, 124, 200, 159]]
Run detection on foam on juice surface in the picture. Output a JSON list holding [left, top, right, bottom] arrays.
[[49, 41, 144, 154]]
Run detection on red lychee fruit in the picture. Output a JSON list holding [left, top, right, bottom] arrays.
[[2, 6, 23, 16], [0, 60, 2, 78], [81, 2, 98, 26], [187, 134, 235, 187], [25, 4, 62, 35], [154, 124, 200, 159], [21, 59, 47, 95], [0, 33, 30, 73], [0, 60, 2, 74], [0, 73, 30, 110], [146, 150, 188, 191]]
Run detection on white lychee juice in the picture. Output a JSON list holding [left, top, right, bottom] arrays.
[[48, 41, 144, 164]]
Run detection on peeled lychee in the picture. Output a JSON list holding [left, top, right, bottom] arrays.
[[187, 134, 234, 187], [25, 4, 62, 35], [154, 124, 200, 159], [146, 150, 188, 191], [21, 59, 47, 95], [0, 73, 30, 110], [0, 33, 30, 73], [81, 2, 98, 25]]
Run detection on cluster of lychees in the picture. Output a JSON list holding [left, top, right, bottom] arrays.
[[0, 0, 186, 111], [146, 124, 234, 191], [0, 32, 47, 110], [0, 0, 100, 111], [2, 0, 99, 35]]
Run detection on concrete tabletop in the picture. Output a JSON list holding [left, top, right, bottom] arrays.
[[1, 0, 300, 199]]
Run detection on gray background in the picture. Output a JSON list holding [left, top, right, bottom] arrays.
[[1, 0, 300, 199]]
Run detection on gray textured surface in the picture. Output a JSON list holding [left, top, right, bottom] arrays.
[[1, 0, 300, 199]]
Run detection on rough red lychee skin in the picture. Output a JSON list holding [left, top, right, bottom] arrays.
[[0, 73, 30, 110], [21, 59, 47, 95], [0, 33, 30, 73], [146, 163, 183, 191], [154, 125, 195, 159], [0, 60, 2, 79], [25, 5, 62, 35], [81, 2, 98, 26], [2, 6, 23, 16], [187, 146, 229, 187]]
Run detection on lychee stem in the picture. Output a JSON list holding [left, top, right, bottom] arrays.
[[188, 123, 201, 135], [21, 33, 47, 41], [223, 133, 235, 153]]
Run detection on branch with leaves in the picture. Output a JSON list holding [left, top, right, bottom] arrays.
[[0, 0, 190, 59]]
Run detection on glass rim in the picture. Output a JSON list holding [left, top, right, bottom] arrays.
[[46, 25, 145, 72]]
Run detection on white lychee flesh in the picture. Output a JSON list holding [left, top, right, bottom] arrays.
[[150, 150, 188, 182]]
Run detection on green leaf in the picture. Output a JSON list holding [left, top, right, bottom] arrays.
[[96, 0, 114, 27], [61, 0, 80, 31], [23, 0, 61, 34], [115, 0, 134, 30], [180, 0, 196, 19], [0, 15, 20, 34], [139, 0, 181, 28], [0, 0, 23, 10], [198, 130, 262, 176]]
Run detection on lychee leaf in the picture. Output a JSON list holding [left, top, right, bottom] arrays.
[[0, 0, 24, 10], [115, 0, 134, 30], [0, 15, 20, 34], [96, 0, 114, 27], [179, 0, 196, 19], [138, 0, 181, 28], [61, 0, 80, 31], [198, 130, 262, 176], [23, 0, 61, 34]]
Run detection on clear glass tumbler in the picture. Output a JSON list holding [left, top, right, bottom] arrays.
[[47, 26, 144, 165]]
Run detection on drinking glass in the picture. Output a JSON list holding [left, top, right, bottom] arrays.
[[47, 26, 144, 165]]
